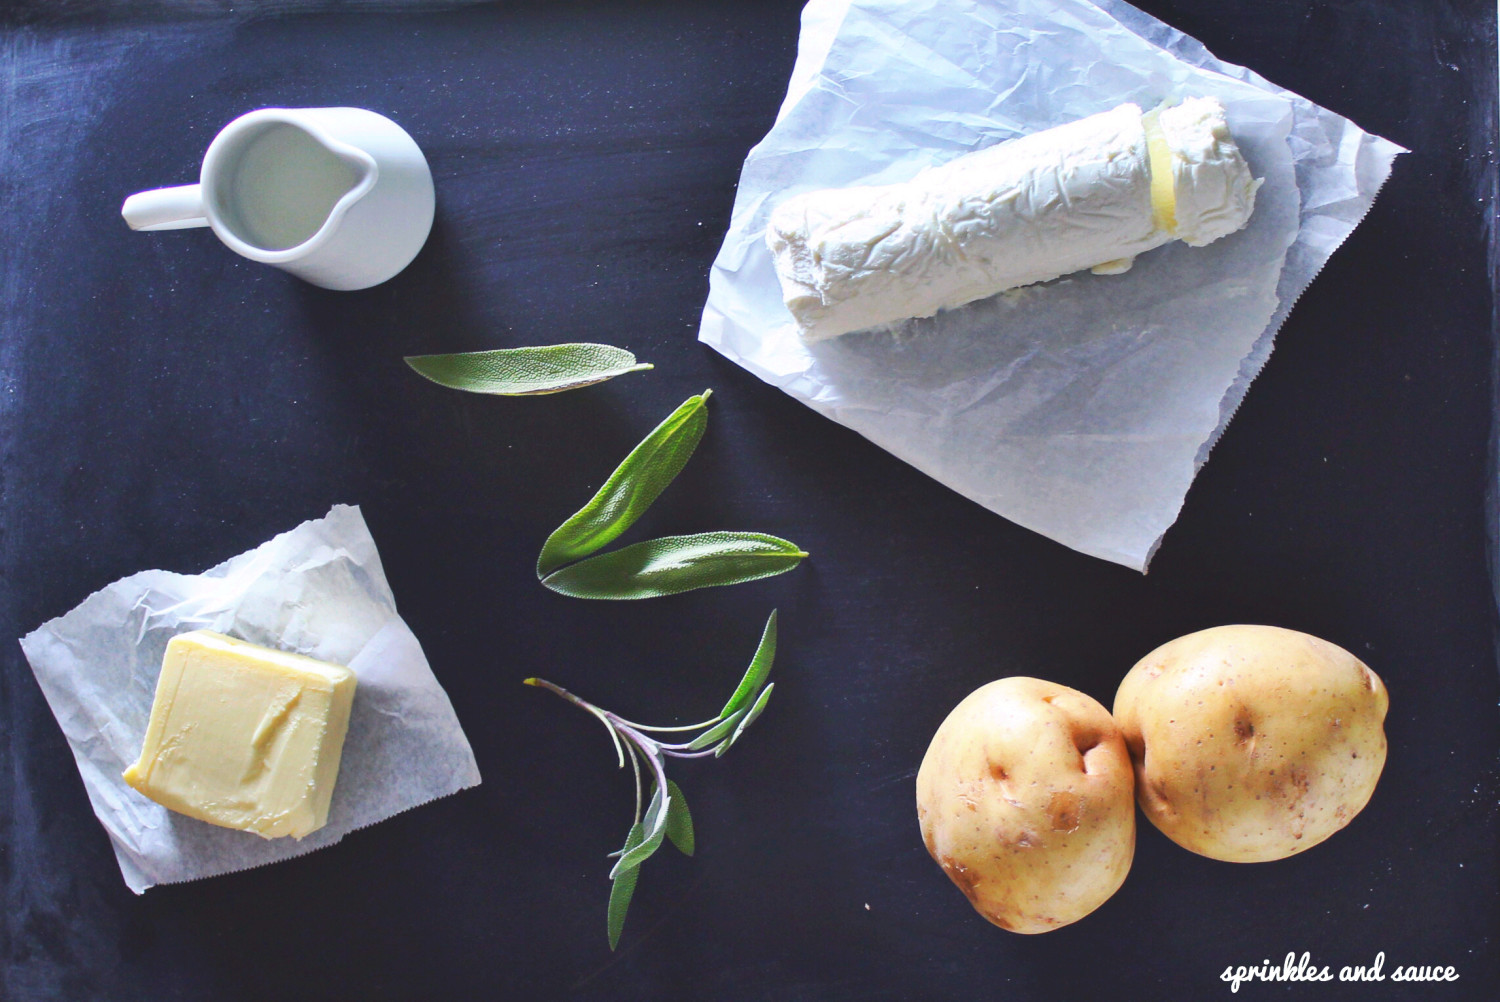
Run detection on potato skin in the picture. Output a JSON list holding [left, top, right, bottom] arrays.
[[916, 677, 1135, 934], [1114, 625, 1388, 863]]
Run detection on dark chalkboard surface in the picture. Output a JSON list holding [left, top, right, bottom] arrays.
[[3, 2, 1496, 999]]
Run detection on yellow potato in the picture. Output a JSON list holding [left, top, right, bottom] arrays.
[[916, 677, 1135, 934], [1114, 625, 1388, 863]]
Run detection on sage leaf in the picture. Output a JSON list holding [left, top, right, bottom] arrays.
[[405, 343, 652, 396], [607, 821, 646, 950], [610, 781, 670, 878], [663, 780, 695, 857], [720, 610, 777, 718], [684, 708, 745, 751], [541, 532, 808, 600], [718, 684, 775, 757], [728, 682, 775, 749], [537, 392, 711, 577]]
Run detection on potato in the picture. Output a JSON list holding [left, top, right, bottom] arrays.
[[916, 677, 1135, 934], [1114, 625, 1388, 863]]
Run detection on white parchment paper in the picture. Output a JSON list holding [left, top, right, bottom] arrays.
[[699, 0, 1404, 569], [19, 504, 481, 893]]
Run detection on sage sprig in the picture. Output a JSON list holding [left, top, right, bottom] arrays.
[[537, 392, 808, 598], [526, 610, 780, 949], [405, 343, 652, 396]]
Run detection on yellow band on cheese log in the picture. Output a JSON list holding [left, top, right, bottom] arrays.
[[1142, 108, 1178, 236]]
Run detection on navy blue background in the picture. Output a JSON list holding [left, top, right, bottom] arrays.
[[2, 2, 1496, 999]]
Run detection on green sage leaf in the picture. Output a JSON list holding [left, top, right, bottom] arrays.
[[720, 610, 777, 718], [728, 682, 775, 749], [684, 708, 745, 751], [663, 780, 695, 857], [607, 821, 646, 950], [537, 392, 711, 577], [610, 781, 670, 878], [717, 684, 775, 757], [541, 532, 807, 600], [405, 343, 652, 396]]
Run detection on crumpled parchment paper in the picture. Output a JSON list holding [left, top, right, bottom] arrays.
[[19, 504, 481, 893], [699, 0, 1404, 569]]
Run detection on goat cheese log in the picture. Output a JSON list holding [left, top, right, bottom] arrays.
[[765, 98, 1261, 341]]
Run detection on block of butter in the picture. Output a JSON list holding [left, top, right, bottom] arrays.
[[122, 630, 358, 839]]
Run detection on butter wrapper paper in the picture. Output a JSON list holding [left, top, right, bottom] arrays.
[[700, 0, 1404, 569], [19, 504, 482, 893]]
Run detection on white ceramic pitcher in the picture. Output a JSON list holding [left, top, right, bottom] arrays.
[[121, 107, 435, 291]]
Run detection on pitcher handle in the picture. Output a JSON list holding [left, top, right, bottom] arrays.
[[121, 184, 209, 231]]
